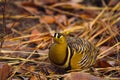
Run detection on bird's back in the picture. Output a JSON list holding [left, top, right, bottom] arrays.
[[66, 36, 98, 69]]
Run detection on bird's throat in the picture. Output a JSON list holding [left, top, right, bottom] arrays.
[[49, 43, 68, 66]]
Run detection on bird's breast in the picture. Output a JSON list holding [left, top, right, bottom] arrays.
[[49, 43, 68, 66]]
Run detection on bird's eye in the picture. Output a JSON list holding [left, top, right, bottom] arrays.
[[57, 33, 62, 38], [54, 33, 62, 38]]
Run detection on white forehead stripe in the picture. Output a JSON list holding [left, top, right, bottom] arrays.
[[55, 33, 58, 38]]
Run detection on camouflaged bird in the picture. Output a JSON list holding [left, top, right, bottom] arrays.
[[49, 33, 98, 70]]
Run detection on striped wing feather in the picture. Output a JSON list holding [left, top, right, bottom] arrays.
[[66, 37, 98, 69]]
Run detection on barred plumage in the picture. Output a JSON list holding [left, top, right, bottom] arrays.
[[49, 33, 98, 70]]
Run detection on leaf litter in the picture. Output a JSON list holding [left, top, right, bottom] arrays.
[[0, 0, 119, 80]]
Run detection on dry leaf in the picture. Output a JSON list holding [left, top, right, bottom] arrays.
[[6, 22, 19, 28], [30, 75, 38, 80], [34, 0, 57, 5], [65, 72, 105, 80], [95, 59, 112, 68], [54, 15, 67, 29], [40, 16, 55, 24], [0, 62, 10, 80], [29, 28, 41, 44], [55, 15, 67, 25], [27, 66, 35, 72], [16, 2, 40, 15]]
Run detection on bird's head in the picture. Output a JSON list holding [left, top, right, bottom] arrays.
[[53, 33, 66, 44]]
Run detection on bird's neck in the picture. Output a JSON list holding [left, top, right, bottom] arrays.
[[50, 42, 68, 65], [54, 43, 67, 56]]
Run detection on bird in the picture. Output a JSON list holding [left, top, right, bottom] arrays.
[[49, 33, 98, 70]]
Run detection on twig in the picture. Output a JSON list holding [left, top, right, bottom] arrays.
[[7, 44, 48, 79], [62, 25, 85, 34], [89, 26, 108, 42], [0, 56, 49, 65], [111, 17, 120, 26], [89, 7, 108, 29], [51, 2, 114, 10], [96, 35, 114, 47], [42, 5, 82, 18], [97, 42, 120, 59], [0, 15, 41, 19], [95, 66, 120, 71], [5, 32, 49, 41]]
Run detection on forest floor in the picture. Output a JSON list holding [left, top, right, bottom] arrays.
[[0, 0, 119, 80]]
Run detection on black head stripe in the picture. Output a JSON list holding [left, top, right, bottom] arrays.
[[54, 33, 57, 37], [54, 33, 62, 38]]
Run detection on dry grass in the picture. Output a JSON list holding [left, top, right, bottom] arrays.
[[0, 1, 119, 80]]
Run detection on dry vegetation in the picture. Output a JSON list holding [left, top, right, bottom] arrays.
[[0, 0, 120, 80]]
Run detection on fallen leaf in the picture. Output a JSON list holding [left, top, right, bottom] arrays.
[[29, 28, 41, 44], [95, 59, 112, 68], [55, 15, 67, 25], [34, 0, 57, 4], [30, 75, 38, 80], [55, 15, 67, 29], [65, 72, 105, 80], [6, 22, 19, 28], [40, 16, 55, 24], [15, 2, 40, 15], [0, 62, 10, 80]]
